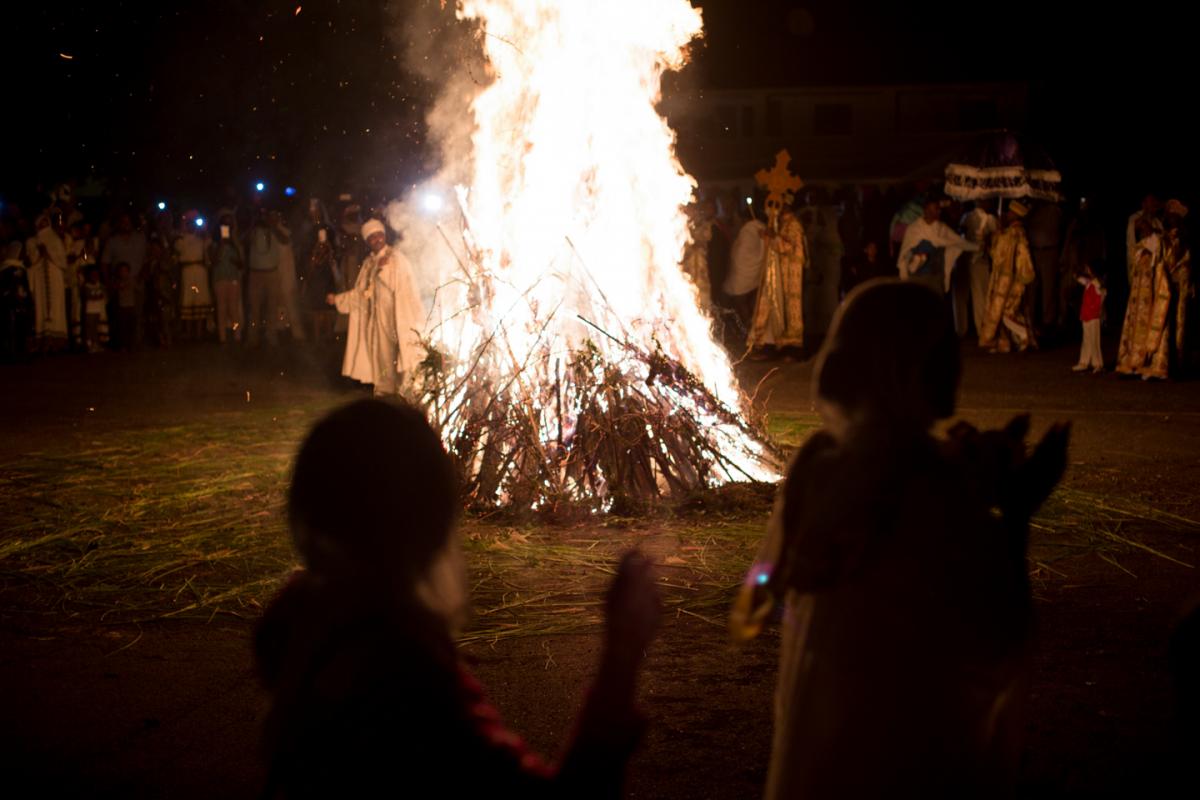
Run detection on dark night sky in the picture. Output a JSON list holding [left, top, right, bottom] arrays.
[[7, 1, 1195, 207]]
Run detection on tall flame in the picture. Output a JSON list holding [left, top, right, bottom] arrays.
[[411, 0, 777, 504]]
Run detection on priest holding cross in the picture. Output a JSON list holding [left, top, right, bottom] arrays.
[[746, 150, 807, 360]]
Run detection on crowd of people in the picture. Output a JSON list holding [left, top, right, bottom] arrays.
[[0, 179, 1193, 393], [0, 184, 404, 364], [685, 185, 1194, 380]]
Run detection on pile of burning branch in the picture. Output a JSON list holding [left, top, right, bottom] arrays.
[[415, 236, 783, 514]]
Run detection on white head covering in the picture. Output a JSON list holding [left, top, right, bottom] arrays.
[[361, 219, 386, 240]]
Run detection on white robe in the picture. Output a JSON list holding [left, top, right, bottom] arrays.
[[333, 245, 425, 394], [724, 219, 767, 297], [30, 230, 68, 339], [897, 217, 977, 292]]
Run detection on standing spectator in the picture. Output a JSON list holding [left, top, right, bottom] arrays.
[[65, 221, 98, 349], [337, 204, 366, 293], [723, 201, 767, 329], [101, 212, 147, 294], [1117, 218, 1168, 378], [274, 211, 306, 342], [30, 213, 69, 351], [860, 184, 891, 254], [896, 197, 977, 296], [732, 279, 1069, 799], [980, 201, 1037, 353], [211, 212, 245, 346], [1060, 197, 1108, 325], [888, 187, 924, 259], [835, 186, 864, 258], [1027, 201, 1064, 336], [1117, 200, 1191, 380], [81, 265, 108, 353], [682, 199, 715, 313], [1072, 262, 1106, 373], [800, 188, 845, 337], [245, 209, 287, 347], [706, 191, 735, 312], [302, 204, 341, 342], [296, 198, 335, 288], [332, 202, 365, 337], [175, 210, 214, 341], [255, 400, 659, 798], [959, 200, 999, 339], [1126, 194, 1163, 279], [142, 238, 175, 349], [151, 207, 176, 246], [112, 263, 139, 350], [1159, 202, 1192, 377], [839, 240, 886, 296], [0, 241, 33, 361]]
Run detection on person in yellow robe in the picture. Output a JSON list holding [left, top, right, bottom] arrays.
[[1118, 201, 1191, 379], [682, 200, 715, 313], [979, 201, 1036, 353], [746, 203, 806, 359]]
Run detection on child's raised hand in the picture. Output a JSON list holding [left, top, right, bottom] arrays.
[[603, 550, 661, 665], [1011, 421, 1072, 521]]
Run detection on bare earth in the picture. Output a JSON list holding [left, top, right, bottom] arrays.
[[2, 338, 1198, 798]]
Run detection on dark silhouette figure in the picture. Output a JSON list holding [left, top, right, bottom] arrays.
[[256, 399, 660, 798], [732, 279, 1070, 798], [1170, 597, 1200, 762]]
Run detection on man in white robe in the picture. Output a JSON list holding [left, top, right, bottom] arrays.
[[897, 198, 977, 295], [723, 214, 767, 326], [29, 214, 69, 348], [326, 219, 425, 396]]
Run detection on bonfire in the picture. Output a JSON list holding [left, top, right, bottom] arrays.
[[405, 0, 782, 512]]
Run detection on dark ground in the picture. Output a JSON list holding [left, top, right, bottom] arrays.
[[2, 335, 1198, 798]]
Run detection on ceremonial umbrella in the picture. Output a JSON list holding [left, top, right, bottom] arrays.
[[943, 130, 1063, 202]]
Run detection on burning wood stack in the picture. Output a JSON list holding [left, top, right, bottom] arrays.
[[406, 0, 782, 511]]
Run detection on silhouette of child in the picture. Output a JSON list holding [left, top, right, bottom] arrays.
[[256, 399, 660, 798], [732, 278, 1070, 798]]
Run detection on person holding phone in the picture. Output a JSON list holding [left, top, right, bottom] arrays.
[[211, 211, 245, 345], [305, 217, 341, 342]]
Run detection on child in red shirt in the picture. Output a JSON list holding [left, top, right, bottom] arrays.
[[1073, 262, 1105, 373]]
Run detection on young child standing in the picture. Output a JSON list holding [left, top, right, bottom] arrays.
[[81, 265, 108, 353], [731, 279, 1070, 799], [113, 262, 139, 351], [1073, 262, 1106, 373], [256, 400, 660, 798]]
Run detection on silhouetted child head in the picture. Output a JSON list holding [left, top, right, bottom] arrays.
[[814, 278, 959, 431], [288, 399, 459, 591]]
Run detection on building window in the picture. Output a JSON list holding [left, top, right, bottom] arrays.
[[741, 105, 755, 138], [813, 103, 852, 135], [766, 97, 783, 137]]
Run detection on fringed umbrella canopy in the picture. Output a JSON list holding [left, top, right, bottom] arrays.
[[944, 130, 1063, 202]]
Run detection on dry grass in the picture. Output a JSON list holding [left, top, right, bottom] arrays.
[[1, 406, 1194, 639]]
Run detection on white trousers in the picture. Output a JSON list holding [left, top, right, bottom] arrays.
[[1078, 318, 1102, 368]]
